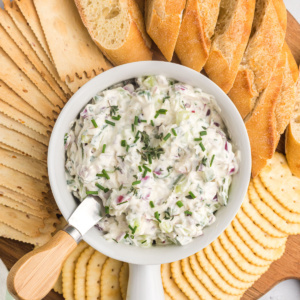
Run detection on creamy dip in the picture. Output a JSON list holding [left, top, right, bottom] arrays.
[[65, 75, 239, 247]]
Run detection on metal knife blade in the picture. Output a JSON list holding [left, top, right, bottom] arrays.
[[67, 196, 102, 237]]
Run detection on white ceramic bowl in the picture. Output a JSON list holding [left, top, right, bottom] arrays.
[[48, 61, 251, 300]]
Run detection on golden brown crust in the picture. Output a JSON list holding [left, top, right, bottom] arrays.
[[204, 0, 256, 93], [145, 0, 186, 61]]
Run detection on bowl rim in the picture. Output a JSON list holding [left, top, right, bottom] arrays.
[[48, 61, 251, 265]]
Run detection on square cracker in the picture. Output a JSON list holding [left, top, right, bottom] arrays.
[[0, 99, 49, 136], [0, 113, 49, 146], [0, 80, 52, 128], [0, 7, 71, 98], [33, 0, 108, 82], [0, 48, 58, 119], [0, 147, 47, 180], [0, 125, 47, 161], [0, 164, 49, 201]]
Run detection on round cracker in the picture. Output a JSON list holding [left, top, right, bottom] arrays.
[[171, 260, 201, 299], [242, 193, 287, 238], [189, 255, 240, 300], [249, 183, 300, 235], [259, 152, 300, 213], [181, 257, 214, 300], [119, 263, 129, 300], [204, 244, 253, 290], [236, 209, 287, 249], [161, 263, 188, 300], [212, 239, 261, 283], [225, 225, 271, 266], [62, 241, 89, 300], [196, 250, 244, 296], [74, 246, 95, 300], [253, 176, 300, 224], [100, 257, 123, 300], [232, 218, 285, 261], [219, 232, 270, 273]]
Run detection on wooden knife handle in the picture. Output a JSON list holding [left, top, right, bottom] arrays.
[[7, 230, 78, 300]]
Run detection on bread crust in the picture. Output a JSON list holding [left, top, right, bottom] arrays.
[[204, 0, 256, 93], [145, 0, 186, 61], [74, 0, 152, 66]]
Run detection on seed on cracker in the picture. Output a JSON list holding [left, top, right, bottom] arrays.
[[100, 257, 123, 300], [62, 241, 89, 300], [196, 251, 244, 296], [170, 260, 201, 299], [181, 258, 214, 300], [253, 176, 300, 224], [259, 152, 300, 213], [236, 209, 287, 249], [75, 246, 95, 300], [161, 263, 187, 300], [86, 251, 107, 300], [204, 245, 253, 290], [189, 255, 240, 300], [119, 263, 129, 300]]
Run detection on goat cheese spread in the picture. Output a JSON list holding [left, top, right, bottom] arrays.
[[65, 75, 239, 247]]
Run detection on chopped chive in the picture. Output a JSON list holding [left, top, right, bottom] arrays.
[[200, 131, 207, 136], [102, 144, 106, 153], [121, 140, 127, 147], [141, 120, 147, 123], [102, 169, 110, 180], [126, 145, 130, 152], [148, 155, 152, 164], [131, 124, 135, 132], [117, 201, 128, 205], [141, 240, 147, 244], [154, 211, 161, 223], [143, 165, 151, 172], [188, 191, 196, 199], [105, 206, 109, 214], [134, 137, 139, 143], [149, 201, 155, 208], [128, 225, 137, 234], [95, 183, 106, 191], [105, 120, 115, 126], [112, 239, 118, 243], [91, 119, 98, 128], [176, 201, 183, 208], [151, 120, 155, 126], [202, 126, 208, 130], [119, 184, 124, 191], [154, 109, 167, 118], [171, 128, 177, 136], [194, 138, 202, 141], [163, 133, 171, 141], [86, 190, 98, 195], [134, 116, 139, 125], [142, 170, 148, 178], [111, 115, 121, 121], [199, 142, 206, 151], [124, 233, 129, 239], [132, 180, 141, 185], [185, 210, 192, 216], [154, 113, 159, 119], [210, 155, 215, 167], [138, 166, 142, 172], [96, 173, 105, 177]]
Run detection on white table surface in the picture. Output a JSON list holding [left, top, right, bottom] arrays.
[[0, 0, 299, 299]]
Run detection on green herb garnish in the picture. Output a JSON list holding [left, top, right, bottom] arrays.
[[95, 183, 109, 193], [163, 133, 171, 141], [176, 201, 183, 208], [154, 211, 161, 223], [188, 191, 196, 199], [199, 142, 205, 151], [110, 105, 118, 116], [121, 140, 127, 147], [105, 120, 115, 126], [134, 116, 139, 125], [112, 115, 121, 121], [149, 201, 155, 208], [117, 201, 128, 206], [185, 210, 192, 216], [138, 166, 142, 172], [171, 128, 177, 136], [154, 109, 167, 118], [132, 180, 141, 185], [200, 131, 207, 136], [91, 119, 98, 128], [129, 225, 137, 234], [102, 169, 110, 180], [210, 155, 215, 167], [102, 144, 106, 153], [86, 190, 98, 195], [151, 120, 155, 126], [105, 206, 109, 214]]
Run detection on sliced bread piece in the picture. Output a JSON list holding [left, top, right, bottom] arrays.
[[228, 0, 287, 119], [74, 0, 152, 66], [175, 0, 221, 71], [145, 0, 186, 61], [204, 0, 256, 93], [286, 66, 300, 178]]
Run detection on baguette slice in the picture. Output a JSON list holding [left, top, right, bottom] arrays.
[[175, 0, 221, 71], [286, 66, 300, 178], [145, 0, 186, 61], [204, 0, 256, 93], [245, 49, 286, 177], [228, 0, 287, 119], [74, 0, 152, 66]]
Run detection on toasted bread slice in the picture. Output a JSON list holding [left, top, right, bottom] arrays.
[[74, 0, 152, 66], [175, 0, 221, 71], [286, 66, 300, 178], [204, 0, 256, 93], [145, 0, 186, 61], [228, 0, 287, 119]]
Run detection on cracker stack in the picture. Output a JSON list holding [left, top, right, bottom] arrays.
[[53, 154, 300, 299]]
